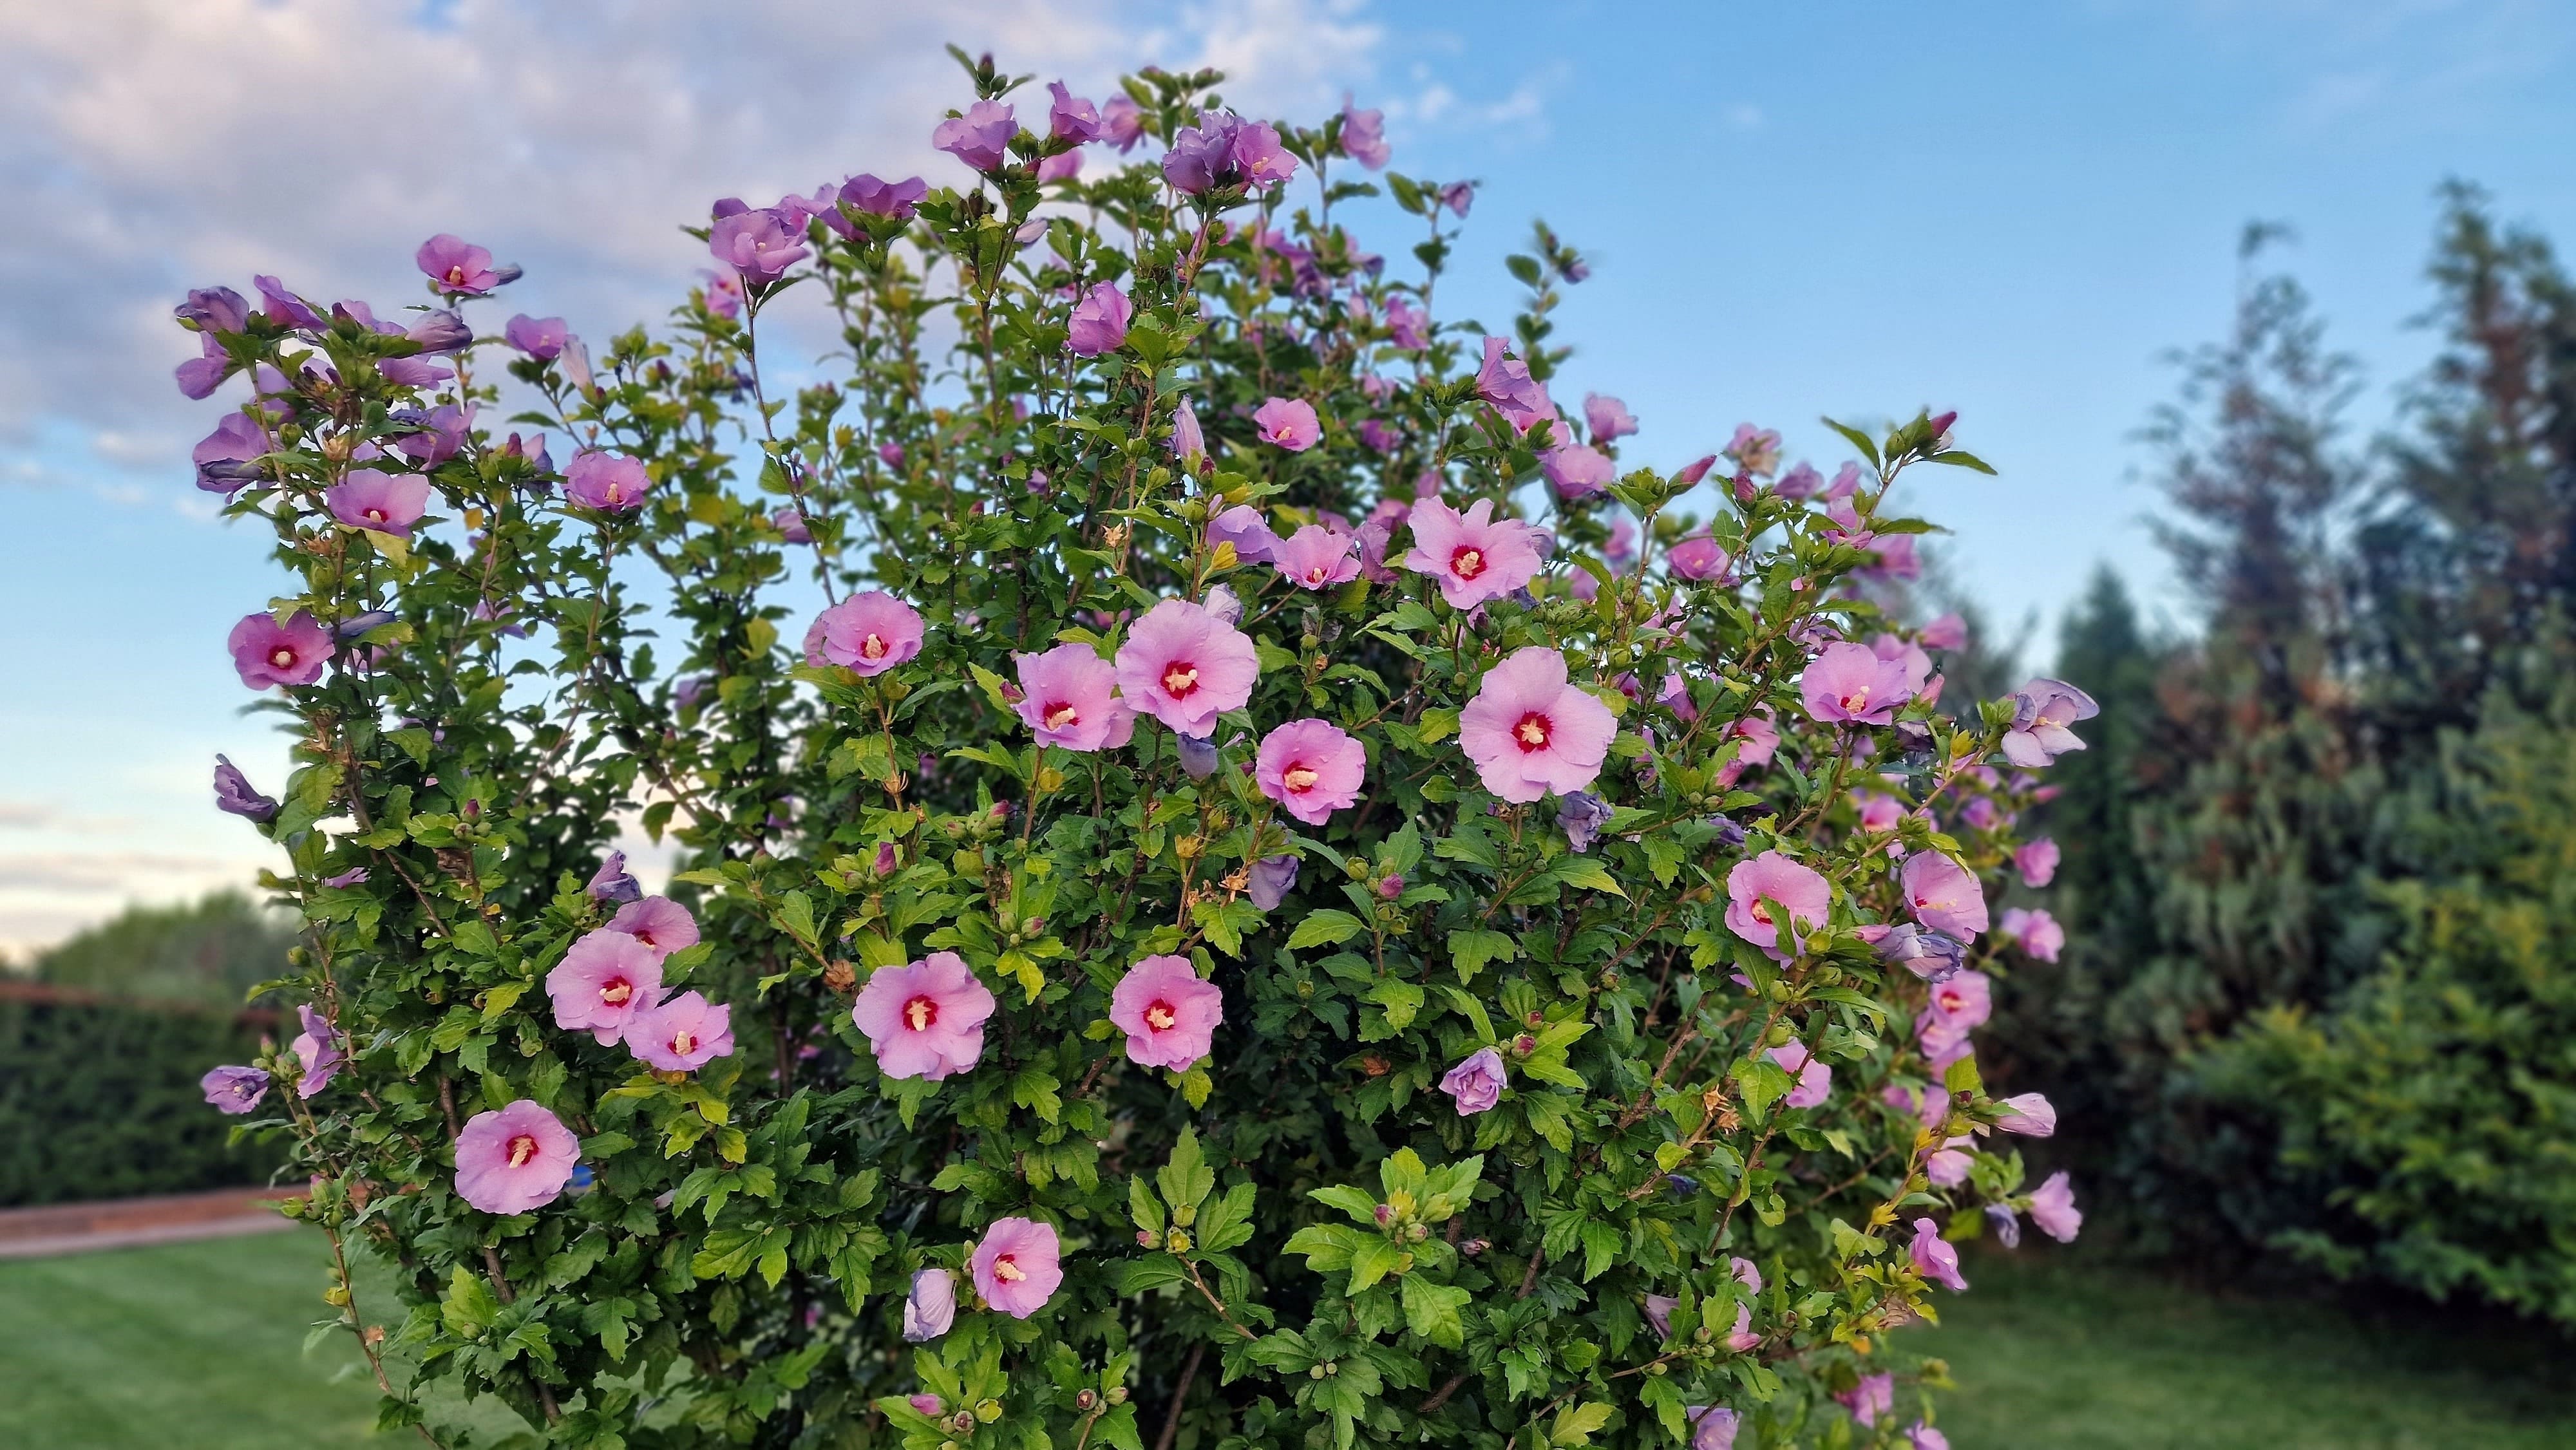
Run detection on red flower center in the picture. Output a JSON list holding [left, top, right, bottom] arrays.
[[444, 265, 469, 285], [1042, 701, 1080, 731], [1750, 901, 1773, 925], [1161, 663, 1200, 698], [269, 646, 296, 668], [1144, 1000, 1177, 1031], [600, 979, 631, 1005], [365, 507, 387, 523], [1839, 689, 1871, 713], [992, 1254, 1027, 1283], [861, 632, 888, 660], [1513, 712, 1551, 751], [905, 995, 939, 1032], [506, 1133, 538, 1167], [670, 1029, 696, 1057], [1452, 545, 1486, 579], [1282, 764, 1318, 793]]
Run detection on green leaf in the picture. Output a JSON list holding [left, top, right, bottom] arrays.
[[1286, 909, 1367, 950], [1821, 415, 1882, 470], [1309, 1183, 1382, 1225], [1447, 928, 1518, 983], [1157, 1126, 1215, 1218], [1399, 1276, 1472, 1348], [1550, 1401, 1617, 1445], [1283, 1223, 1363, 1274], [1129, 1174, 1167, 1236], [1363, 977, 1425, 1030], [1733, 1056, 1795, 1120], [1924, 448, 1997, 474], [1348, 1236, 1410, 1293]]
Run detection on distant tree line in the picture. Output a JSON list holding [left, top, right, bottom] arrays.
[[2000, 183, 2576, 1327]]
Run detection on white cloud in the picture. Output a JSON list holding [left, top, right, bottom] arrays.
[[0, 0, 1393, 470]]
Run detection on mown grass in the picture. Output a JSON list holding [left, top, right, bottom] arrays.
[[2, 1229, 2571, 1446]]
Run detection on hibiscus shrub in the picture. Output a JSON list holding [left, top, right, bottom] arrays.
[[183, 53, 2090, 1450]]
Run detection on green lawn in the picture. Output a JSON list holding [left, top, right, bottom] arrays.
[[1, 1230, 2571, 1447], [1927, 1248, 2576, 1449]]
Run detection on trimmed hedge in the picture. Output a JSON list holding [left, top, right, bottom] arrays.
[[0, 986, 289, 1207]]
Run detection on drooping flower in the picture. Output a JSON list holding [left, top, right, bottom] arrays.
[[1906, 1423, 1951, 1450], [229, 610, 332, 690], [1206, 504, 1278, 565], [1769, 1042, 1833, 1109], [1925, 970, 1993, 1033], [2001, 679, 2099, 768], [1012, 644, 1135, 752], [1339, 95, 1390, 167], [416, 234, 516, 294], [325, 469, 431, 538], [202, 1064, 269, 1115], [1723, 851, 1832, 953], [1908, 1218, 1967, 1292], [1667, 531, 1731, 581], [934, 100, 1017, 173], [1925, 1138, 1976, 1187], [564, 451, 652, 512], [290, 1004, 343, 1098], [1252, 397, 1321, 451], [2015, 837, 2060, 888], [904, 1268, 956, 1342], [1474, 336, 1554, 434], [1066, 282, 1132, 357], [1269, 524, 1359, 590], [1247, 854, 1300, 910], [851, 952, 997, 1081], [625, 990, 734, 1072], [193, 413, 268, 493], [1045, 81, 1099, 142], [1541, 442, 1615, 499], [1686, 1406, 1741, 1450], [1801, 642, 1915, 726], [971, 1216, 1064, 1318], [1385, 296, 1428, 350], [1999, 906, 2064, 961], [455, 1100, 580, 1215], [708, 206, 810, 287], [1558, 791, 1613, 853], [1439, 1046, 1506, 1115], [213, 755, 278, 822], [1404, 498, 1544, 608], [547, 929, 667, 1044], [1873, 923, 1966, 982], [1991, 1091, 2058, 1138], [1584, 393, 1638, 442], [1900, 851, 1989, 939], [1644, 1293, 1678, 1340], [1837, 1373, 1895, 1428], [587, 851, 643, 905], [1921, 612, 1968, 650], [2029, 1171, 2083, 1242], [1457, 646, 1618, 803], [390, 403, 470, 467], [1727, 423, 1783, 477], [1110, 954, 1224, 1070], [815, 591, 925, 675], [176, 334, 230, 400], [504, 314, 567, 359], [1099, 95, 1144, 150], [1255, 719, 1366, 825], [609, 896, 700, 959], [1987, 1203, 2024, 1247], [1113, 599, 1259, 737], [840, 173, 929, 220]]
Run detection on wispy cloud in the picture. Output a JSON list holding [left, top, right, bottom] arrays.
[[0, 0, 1394, 478]]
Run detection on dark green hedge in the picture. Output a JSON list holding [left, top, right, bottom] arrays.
[[0, 990, 289, 1207]]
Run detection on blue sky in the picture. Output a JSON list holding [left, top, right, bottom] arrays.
[[3, 0, 2571, 951]]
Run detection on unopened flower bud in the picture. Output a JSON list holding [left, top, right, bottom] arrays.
[[1309, 1364, 1327, 1380], [1138, 1229, 1157, 1247], [1076, 1389, 1099, 1411], [1461, 1238, 1490, 1256], [1407, 1222, 1429, 1242], [1106, 1386, 1128, 1405], [1375, 872, 1405, 900], [1513, 1034, 1537, 1057], [873, 842, 898, 876], [1373, 1203, 1394, 1226]]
